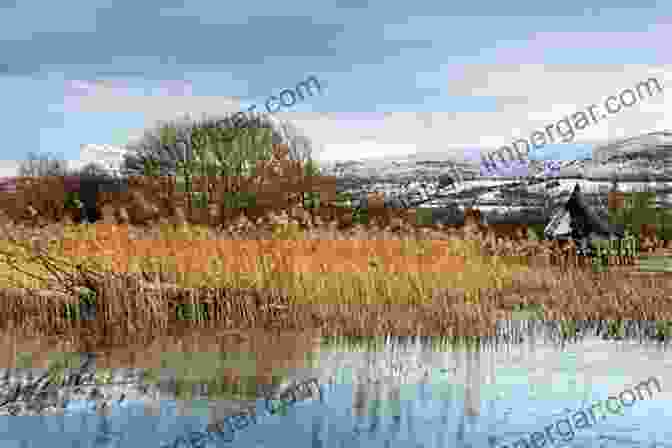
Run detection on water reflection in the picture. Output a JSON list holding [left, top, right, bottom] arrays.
[[0, 321, 670, 447]]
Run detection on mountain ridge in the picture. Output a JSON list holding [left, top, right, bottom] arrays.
[[317, 130, 672, 183]]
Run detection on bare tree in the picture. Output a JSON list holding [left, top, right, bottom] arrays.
[[18, 150, 70, 177], [119, 111, 307, 179], [274, 119, 316, 166], [120, 113, 198, 178]]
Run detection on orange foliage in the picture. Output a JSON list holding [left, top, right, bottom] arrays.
[[61, 224, 465, 276]]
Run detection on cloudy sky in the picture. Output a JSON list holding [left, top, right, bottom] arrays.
[[0, 0, 669, 177]]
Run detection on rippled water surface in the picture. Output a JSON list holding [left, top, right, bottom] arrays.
[[1, 322, 670, 448]]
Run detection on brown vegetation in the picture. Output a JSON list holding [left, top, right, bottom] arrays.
[[0, 145, 670, 340], [0, 199, 670, 340]]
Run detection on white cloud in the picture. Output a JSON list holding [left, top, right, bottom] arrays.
[[65, 78, 244, 145], [301, 64, 671, 162], [66, 64, 671, 165], [439, 63, 671, 149], [317, 141, 420, 161]]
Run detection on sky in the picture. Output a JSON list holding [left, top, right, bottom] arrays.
[[0, 1, 670, 177]]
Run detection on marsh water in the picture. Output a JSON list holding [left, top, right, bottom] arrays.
[[2, 321, 670, 448]]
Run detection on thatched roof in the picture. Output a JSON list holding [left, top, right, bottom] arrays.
[[545, 183, 625, 240], [564, 183, 625, 238]]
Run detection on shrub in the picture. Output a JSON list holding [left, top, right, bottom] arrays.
[[527, 226, 540, 241], [63, 191, 82, 209]]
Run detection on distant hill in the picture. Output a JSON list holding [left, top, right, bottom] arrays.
[[318, 131, 672, 183], [312, 131, 672, 226]]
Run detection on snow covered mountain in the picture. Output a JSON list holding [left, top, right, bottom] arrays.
[[593, 131, 672, 162], [317, 131, 672, 225], [76, 144, 131, 176]]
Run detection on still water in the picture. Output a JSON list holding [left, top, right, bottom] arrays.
[[1, 321, 671, 448]]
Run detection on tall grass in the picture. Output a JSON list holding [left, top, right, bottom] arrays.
[[16, 220, 524, 307], [0, 174, 671, 338]]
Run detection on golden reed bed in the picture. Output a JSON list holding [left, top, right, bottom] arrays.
[[0, 212, 671, 339], [60, 223, 465, 275]]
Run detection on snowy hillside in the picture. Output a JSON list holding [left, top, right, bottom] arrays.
[[317, 131, 672, 225]]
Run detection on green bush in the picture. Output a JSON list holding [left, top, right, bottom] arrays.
[[528, 223, 546, 240], [61, 287, 96, 320], [608, 190, 671, 239], [176, 302, 210, 321], [511, 302, 544, 320], [329, 192, 369, 224], [220, 190, 257, 210], [63, 191, 82, 209], [190, 191, 210, 209], [527, 226, 540, 241], [333, 191, 354, 209], [349, 208, 370, 225], [590, 232, 640, 270]]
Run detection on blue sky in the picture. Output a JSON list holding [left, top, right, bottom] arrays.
[[0, 0, 669, 176]]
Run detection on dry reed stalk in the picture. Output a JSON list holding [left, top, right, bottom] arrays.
[[117, 207, 130, 225], [8, 204, 672, 334], [215, 239, 462, 274]]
